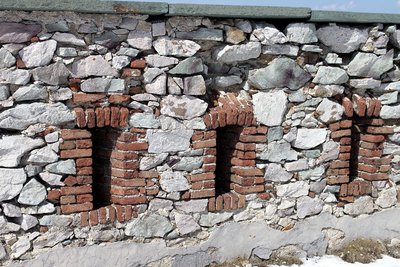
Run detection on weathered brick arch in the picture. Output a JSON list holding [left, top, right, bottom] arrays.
[[328, 95, 393, 204], [190, 93, 268, 211], [57, 105, 150, 225]]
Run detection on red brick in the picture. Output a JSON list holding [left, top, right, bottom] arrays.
[[110, 107, 120, 128], [47, 189, 61, 202], [60, 140, 76, 150], [352, 94, 366, 117], [238, 194, 246, 209], [340, 137, 352, 145], [112, 178, 145, 187], [111, 151, 138, 160], [73, 93, 106, 104], [117, 132, 137, 142], [357, 118, 384, 126], [116, 142, 148, 151], [339, 146, 351, 153], [360, 134, 385, 143], [330, 160, 350, 169], [138, 171, 159, 178], [208, 197, 216, 212], [130, 59, 146, 69], [111, 169, 138, 179], [76, 139, 92, 149], [60, 195, 76, 204], [189, 173, 215, 182], [359, 156, 391, 165], [204, 148, 217, 155], [104, 107, 111, 126], [233, 184, 264, 194], [338, 153, 351, 160], [111, 159, 138, 169], [203, 156, 217, 164], [74, 107, 86, 128], [359, 141, 382, 150], [60, 185, 92, 196], [216, 195, 223, 211], [76, 158, 93, 167], [108, 95, 131, 104], [373, 99, 382, 117], [366, 126, 394, 135], [326, 168, 350, 176], [231, 167, 264, 176], [111, 196, 147, 205], [326, 176, 349, 185], [98, 207, 107, 224], [239, 135, 267, 143], [61, 203, 93, 214], [191, 189, 215, 199], [95, 107, 105, 127], [192, 139, 217, 149], [64, 176, 78, 187], [115, 206, 125, 223], [359, 148, 382, 157], [331, 129, 352, 139], [342, 97, 353, 117], [107, 206, 116, 223], [218, 109, 227, 127], [61, 149, 92, 159], [81, 211, 89, 226], [203, 164, 216, 172], [61, 129, 91, 140], [203, 114, 212, 128], [86, 108, 95, 128], [76, 194, 93, 203], [90, 210, 99, 226], [77, 176, 93, 185], [223, 193, 232, 210], [119, 107, 129, 127], [358, 171, 388, 181], [231, 158, 255, 166]]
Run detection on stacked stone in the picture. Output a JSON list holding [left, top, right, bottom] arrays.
[[2, 8, 400, 263]]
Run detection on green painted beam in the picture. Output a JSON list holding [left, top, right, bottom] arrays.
[[0, 0, 168, 15], [168, 4, 311, 19], [310, 11, 400, 24]]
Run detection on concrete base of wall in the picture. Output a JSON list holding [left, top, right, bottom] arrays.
[[9, 207, 400, 267]]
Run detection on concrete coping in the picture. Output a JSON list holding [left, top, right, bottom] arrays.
[[1, 0, 400, 24]]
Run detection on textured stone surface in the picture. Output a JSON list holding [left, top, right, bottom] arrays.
[[296, 196, 324, 219], [381, 105, 400, 119], [45, 160, 76, 175], [31, 62, 71, 85], [0, 135, 44, 167], [174, 199, 208, 213], [183, 75, 206, 96], [18, 214, 39, 231], [216, 42, 261, 63], [317, 25, 368, 53], [276, 181, 310, 197], [148, 130, 193, 153], [13, 84, 48, 102], [253, 91, 287, 126], [347, 50, 394, 79], [169, 57, 203, 75], [19, 40, 57, 68], [0, 168, 27, 201], [262, 44, 299, 56], [27, 146, 59, 165], [0, 69, 31, 85], [172, 157, 203, 171], [52, 32, 86, 46], [248, 58, 311, 90], [199, 212, 233, 227], [0, 22, 41, 43], [215, 76, 242, 87], [18, 179, 47, 205], [39, 172, 63, 186], [285, 23, 318, 44], [153, 38, 201, 57], [159, 171, 190, 192], [129, 113, 160, 129], [175, 213, 200, 235], [139, 153, 168, 171], [312, 66, 349, 84], [11, 237, 31, 259], [145, 74, 167, 95], [344, 196, 374, 216], [2, 203, 22, 217], [160, 95, 208, 120], [72, 55, 117, 78], [259, 141, 297, 163], [125, 214, 173, 238], [0, 47, 16, 68], [251, 24, 287, 45], [0, 103, 74, 130], [293, 129, 327, 149], [376, 187, 397, 208], [127, 31, 152, 50], [176, 28, 223, 41], [316, 98, 344, 123], [264, 163, 293, 183], [81, 78, 125, 94], [305, 85, 344, 97]]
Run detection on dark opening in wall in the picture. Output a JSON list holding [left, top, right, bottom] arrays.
[[215, 126, 242, 196], [91, 127, 121, 209]]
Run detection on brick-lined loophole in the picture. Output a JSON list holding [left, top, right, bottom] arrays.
[[215, 126, 242, 195], [91, 127, 122, 208]]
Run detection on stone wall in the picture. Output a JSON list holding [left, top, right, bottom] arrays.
[[1, 6, 400, 265]]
